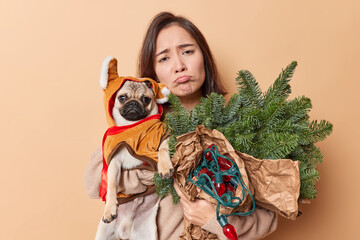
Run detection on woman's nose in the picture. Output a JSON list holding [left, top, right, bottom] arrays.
[[175, 66, 186, 73], [174, 55, 186, 73]]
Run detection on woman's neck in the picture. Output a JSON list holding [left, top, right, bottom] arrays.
[[178, 91, 203, 110]]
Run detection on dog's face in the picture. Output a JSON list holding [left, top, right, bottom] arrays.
[[112, 80, 158, 126]]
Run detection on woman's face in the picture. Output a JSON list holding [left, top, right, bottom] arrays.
[[154, 24, 205, 99]]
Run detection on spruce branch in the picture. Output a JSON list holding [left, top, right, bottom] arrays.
[[211, 93, 226, 125], [263, 61, 297, 106], [233, 133, 256, 153], [300, 168, 320, 184], [300, 181, 318, 199], [165, 94, 190, 136], [154, 172, 179, 204], [188, 109, 200, 132], [236, 70, 263, 107], [258, 132, 299, 159], [285, 96, 312, 123], [308, 120, 333, 143], [222, 93, 241, 122], [168, 135, 177, 158], [256, 99, 286, 136], [168, 93, 183, 112]]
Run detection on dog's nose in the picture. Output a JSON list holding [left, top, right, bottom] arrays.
[[126, 100, 142, 108], [129, 101, 138, 106]]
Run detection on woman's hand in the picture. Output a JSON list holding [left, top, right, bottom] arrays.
[[174, 182, 216, 226]]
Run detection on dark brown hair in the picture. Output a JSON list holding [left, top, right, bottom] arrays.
[[137, 12, 226, 96]]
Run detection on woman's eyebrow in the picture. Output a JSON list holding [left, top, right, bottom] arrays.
[[155, 43, 195, 57], [178, 43, 194, 49], [156, 49, 168, 57]]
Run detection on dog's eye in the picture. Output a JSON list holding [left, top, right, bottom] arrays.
[[118, 95, 127, 103], [141, 96, 151, 104]]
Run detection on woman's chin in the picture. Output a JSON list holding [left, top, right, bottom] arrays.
[[174, 88, 193, 98]]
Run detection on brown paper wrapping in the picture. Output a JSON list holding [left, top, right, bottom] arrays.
[[172, 125, 300, 239], [237, 151, 300, 220]]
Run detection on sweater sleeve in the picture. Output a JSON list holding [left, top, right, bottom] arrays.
[[84, 146, 157, 198], [84, 146, 103, 199], [201, 207, 278, 240]]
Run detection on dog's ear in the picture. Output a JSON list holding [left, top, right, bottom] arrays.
[[144, 80, 153, 90], [100, 56, 119, 89]]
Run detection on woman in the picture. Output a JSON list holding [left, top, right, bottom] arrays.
[[85, 12, 277, 239], [138, 12, 226, 110]]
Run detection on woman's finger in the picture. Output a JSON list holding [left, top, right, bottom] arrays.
[[175, 185, 191, 207], [173, 182, 216, 226], [174, 182, 188, 201]]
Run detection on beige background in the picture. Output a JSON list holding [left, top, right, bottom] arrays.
[[1, 0, 359, 239]]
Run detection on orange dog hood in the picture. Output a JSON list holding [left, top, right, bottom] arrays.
[[100, 56, 170, 127]]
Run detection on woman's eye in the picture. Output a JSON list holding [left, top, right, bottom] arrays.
[[159, 57, 168, 62], [183, 50, 194, 55], [141, 96, 151, 104], [118, 95, 127, 103]]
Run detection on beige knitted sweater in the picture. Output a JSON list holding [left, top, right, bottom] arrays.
[[84, 147, 278, 240]]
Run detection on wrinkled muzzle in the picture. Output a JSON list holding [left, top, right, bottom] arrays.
[[119, 100, 149, 121]]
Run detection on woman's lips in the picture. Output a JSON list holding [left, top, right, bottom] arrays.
[[175, 75, 191, 83]]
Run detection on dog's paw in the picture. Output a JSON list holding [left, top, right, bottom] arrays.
[[158, 167, 174, 179], [102, 204, 118, 224]]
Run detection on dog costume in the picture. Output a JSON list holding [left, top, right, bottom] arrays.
[[99, 56, 170, 202]]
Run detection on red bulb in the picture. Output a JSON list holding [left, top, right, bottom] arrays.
[[205, 151, 213, 161], [222, 223, 238, 240], [218, 157, 233, 171], [211, 176, 226, 196], [198, 168, 214, 178], [204, 144, 215, 161], [215, 182, 226, 196], [223, 175, 232, 182]]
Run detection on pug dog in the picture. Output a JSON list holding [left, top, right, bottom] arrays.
[[94, 56, 173, 240], [102, 79, 173, 224]]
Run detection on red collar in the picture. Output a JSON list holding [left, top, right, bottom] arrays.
[[105, 109, 162, 137]]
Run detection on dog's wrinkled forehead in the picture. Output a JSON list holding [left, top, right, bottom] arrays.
[[117, 80, 154, 98]]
